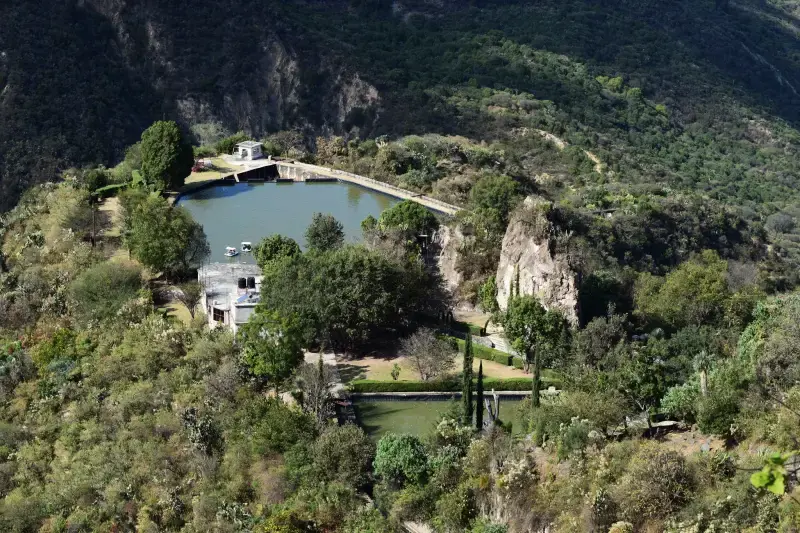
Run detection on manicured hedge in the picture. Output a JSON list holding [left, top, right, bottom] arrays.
[[512, 357, 525, 370], [349, 379, 460, 393], [452, 337, 509, 363], [348, 377, 547, 393], [493, 353, 512, 366]]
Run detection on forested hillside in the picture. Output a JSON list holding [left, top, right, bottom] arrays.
[[2, 0, 800, 210], [5, 2, 800, 530]]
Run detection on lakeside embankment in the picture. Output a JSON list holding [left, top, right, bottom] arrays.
[[172, 159, 461, 216]]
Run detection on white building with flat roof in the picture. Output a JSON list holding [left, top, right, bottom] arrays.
[[235, 141, 263, 161], [198, 263, 262, 334]]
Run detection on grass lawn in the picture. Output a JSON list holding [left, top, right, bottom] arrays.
[[97, 197, 122, 238], [338, 353, 530, 384], [453, 309, 491, 329], [183, 157, 237, 186]]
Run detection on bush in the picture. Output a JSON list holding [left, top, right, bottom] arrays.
[[660, 382, 700, 422], [512, 357, 525, 370], [613, 444, 695, 524], [451, 321, 484, 337], [69, 262, 143, 323], [374, 434, 429, 487], [215, 131, 252, 155]]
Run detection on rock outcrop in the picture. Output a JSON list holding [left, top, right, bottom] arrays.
[[435, 224, 467, 293], [496, 198, 579, 325]]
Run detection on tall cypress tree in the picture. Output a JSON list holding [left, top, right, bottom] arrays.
[[462, 333, 474, 426], [476, 360, 484, 431]]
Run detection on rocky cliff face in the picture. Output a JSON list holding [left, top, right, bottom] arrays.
[[435, 224, 467, 293], [495, 198, 579, 325], [0, 1, 382, 210], [82, 0, 381, 137]]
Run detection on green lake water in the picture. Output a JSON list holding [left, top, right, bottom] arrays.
[[177, 181, 397, 262], [353, 399, 528, 439]]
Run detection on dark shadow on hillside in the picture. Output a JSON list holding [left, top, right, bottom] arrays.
[[336, 364, 368, 384]]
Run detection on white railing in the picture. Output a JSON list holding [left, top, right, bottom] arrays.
[[284, 161, 461, 215]]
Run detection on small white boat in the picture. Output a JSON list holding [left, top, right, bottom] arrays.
[[224, 246, 239, 257], [241, 242, 253, 253]]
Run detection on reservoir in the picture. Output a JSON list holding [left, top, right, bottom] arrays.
[[177, 181, 397, 262]]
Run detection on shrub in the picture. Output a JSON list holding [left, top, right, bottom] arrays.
[[451, 321, 484, 337], [215, 131, 252, 155], [373, 434, 429, 487], [512, 357, 525, 370], [451, 337, 508, 362], [312, 425, 375, 490], [613, 444, 695, 524], [660, 382, 700, 422], [69, 262, 143, 323]]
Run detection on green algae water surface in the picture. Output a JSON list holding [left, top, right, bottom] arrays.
[[178, 181, 397, 262]]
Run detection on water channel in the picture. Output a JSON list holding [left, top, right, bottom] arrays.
[[353, 399, 528, 439], [177, 181, 397, 262]]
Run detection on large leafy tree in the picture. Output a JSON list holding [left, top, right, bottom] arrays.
[[469, 173, 521, 226], [311, 423, 375, 490], [254, 235, 301, 270], [503, 295, 566, 407], [305, 213, 345, 251], [176, 281, 203, 319], [378, 200, 439, 238], [239, 310, 303, 387], [124, 194, 209, 276], [373, 433, 429, 488], [140, 121, 194, 191]]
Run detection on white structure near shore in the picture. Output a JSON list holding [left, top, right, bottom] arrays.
[[235, 141, 263, 161], [198, 263, 262, 334]]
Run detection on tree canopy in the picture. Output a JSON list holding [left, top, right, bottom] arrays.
[[239, 309, 304, 386], [305, 213, 345, 251], [140, 121, 194, 191], [123, 193, 209, 276], [254, 235, 302, 269], [259, 244, 443, 350], [378, 200, 439, 238]]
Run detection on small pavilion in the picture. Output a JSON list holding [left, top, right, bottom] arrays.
[[235, 141, 263, 161]]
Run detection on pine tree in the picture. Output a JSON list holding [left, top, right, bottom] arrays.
[[476, 360, 484, 431], [462, 333, 474, 426]]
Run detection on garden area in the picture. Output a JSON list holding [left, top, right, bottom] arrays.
[[339, 335, 560, 394]]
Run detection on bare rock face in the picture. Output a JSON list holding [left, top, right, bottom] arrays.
[[496, 198, 579, 325], [435, 224, 466, 293]]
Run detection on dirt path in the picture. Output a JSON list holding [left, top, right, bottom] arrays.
[[338, 353, 528, 383], [534, 129, 605, 174]]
